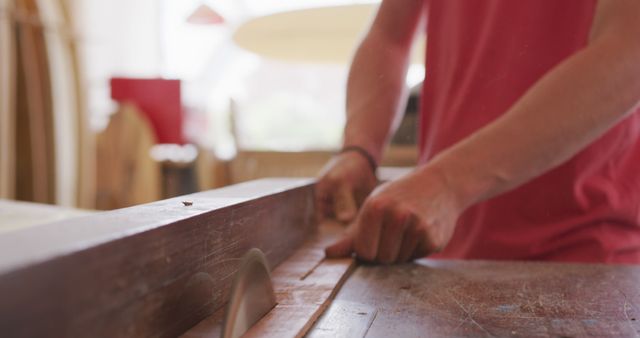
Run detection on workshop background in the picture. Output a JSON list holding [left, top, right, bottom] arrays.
[[0, 0, 424, 213]]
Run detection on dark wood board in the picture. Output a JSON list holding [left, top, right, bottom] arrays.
[[0, 178, 316, 337], [310, 259, 640, 337]]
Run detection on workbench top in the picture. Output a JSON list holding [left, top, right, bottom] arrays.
[[184, 221, 640, 337], [310, 258, 640, 337], [3, 178, 639, 337]]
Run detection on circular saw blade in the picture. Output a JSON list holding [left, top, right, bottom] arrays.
[[222, 248, 276, 338]]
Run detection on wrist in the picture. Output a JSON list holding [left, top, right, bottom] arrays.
[[343, 133, 384, 163], [420, 157, 500, 211], [339, 146, 378, 175]]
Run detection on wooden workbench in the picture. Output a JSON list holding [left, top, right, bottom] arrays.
[[184, 221, 640, 338], [1, 177, 639, 337], [310, 259, 640, 337]]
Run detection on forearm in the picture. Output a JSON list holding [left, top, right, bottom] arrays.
[[343, 35, 411, 162], [342, 0, 425, 162], [428, 31, 640, 209]]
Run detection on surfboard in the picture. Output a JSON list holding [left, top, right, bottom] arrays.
[[15, 0, 56, 203], [38, 0, 77, 206], [0, 0, 17, 199]]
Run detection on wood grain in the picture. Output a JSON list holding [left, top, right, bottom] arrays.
[[306, 301, 377, 338], [0, 178, 317, 338], [182, 221, 356, 338], [310, 259, 640, 337], [244, 223, 355, 338]]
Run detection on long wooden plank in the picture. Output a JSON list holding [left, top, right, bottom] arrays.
[[182, 221, 356, 338], [182, 168, 411, 338], [0, 178, 317, 337], [310, 259, 640, 337]]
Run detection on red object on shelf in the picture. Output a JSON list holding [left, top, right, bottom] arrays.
[[110, 78, 184, 144]]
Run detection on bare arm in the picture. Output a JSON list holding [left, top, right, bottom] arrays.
[[326, 0, 640, 263], [430, 0, 640, 209], [315, 0, 425, 222], [344, 0, 425, 162]]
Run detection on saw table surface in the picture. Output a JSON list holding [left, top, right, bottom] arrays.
[[185, 221, 640, 338], [310, 259, 640, 337], [2, 177, 639, 337]]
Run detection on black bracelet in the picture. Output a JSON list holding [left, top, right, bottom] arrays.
[[339, 146, 378, 174]]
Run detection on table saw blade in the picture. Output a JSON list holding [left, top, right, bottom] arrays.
[[221, 248, 276, 338]]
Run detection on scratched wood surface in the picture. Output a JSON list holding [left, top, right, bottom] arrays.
[[0, 178, 316, 338], [310, 259, 640, 337]]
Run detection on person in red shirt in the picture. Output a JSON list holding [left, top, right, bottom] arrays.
[[317, 0, 640, 264]]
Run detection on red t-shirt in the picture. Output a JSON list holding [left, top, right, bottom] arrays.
[[420, 0, 640, 263]]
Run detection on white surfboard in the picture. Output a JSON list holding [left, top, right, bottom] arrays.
[[37, 0, 78, 206]]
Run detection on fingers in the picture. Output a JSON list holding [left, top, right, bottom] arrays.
[[315, 177, 358, 223], [352, 200, 435, 264], [334, 184, 357, 222], [325, 234, 354, 258], [375, 210, 410, 264], [396, 217, 419, 263], [353, 201, 383, 261], [315, 151, 379, 222], [321, 186, 449, 264], [411, 240, 430, 260], [314, 181, 332, 220]]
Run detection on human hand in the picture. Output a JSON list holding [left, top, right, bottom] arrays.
[[324, 166, 463, 264], [315, 151, 378, 222]]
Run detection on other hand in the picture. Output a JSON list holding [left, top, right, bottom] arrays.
[[315, 151, 378, 222], [325, 166, 463, 264]]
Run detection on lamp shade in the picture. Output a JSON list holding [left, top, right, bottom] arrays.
[[232, 4, 425, 64]]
